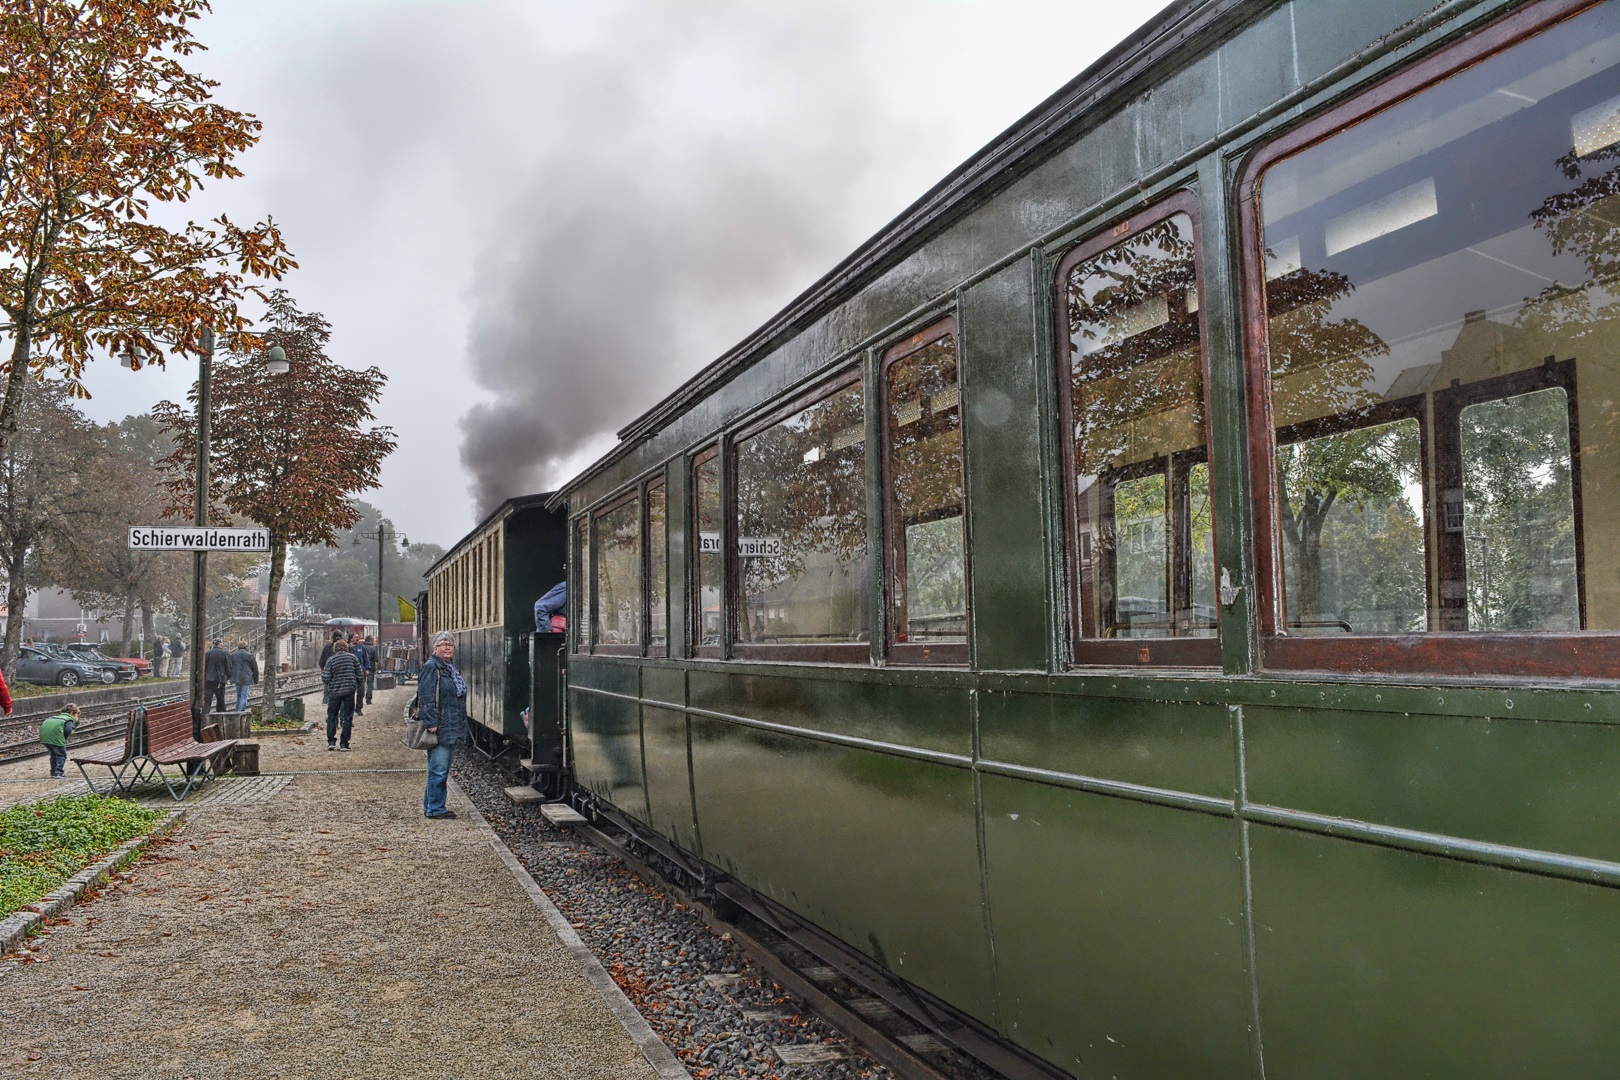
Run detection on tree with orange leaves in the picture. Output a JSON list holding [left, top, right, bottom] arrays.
[[154, 290, 395, 718], [0, 0, 294, 454]]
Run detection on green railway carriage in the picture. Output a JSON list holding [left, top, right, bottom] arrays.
[[423, 494, 567, 755], [551, 1, 1620, 1076]]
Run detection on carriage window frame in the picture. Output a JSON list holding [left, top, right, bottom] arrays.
[[881, 319, 969, 666], [729, 368, 871, 665], [691, 445, 723, 659], [1238, 0, 1612, 679], [1054, 191, 1221, 668], [591, 490, 643, 655], [645, 476, 668, 658]]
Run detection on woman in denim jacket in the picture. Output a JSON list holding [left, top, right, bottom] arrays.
[[417, 631, 468, 819]]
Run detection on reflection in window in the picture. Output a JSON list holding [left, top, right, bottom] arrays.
[[1277, 417, 1426, 633], [886, 332, 966, 646], [693, 450, 722, 648], [735, 382, 868, 645], [647, 482, 668, 653], [1258, 2, 1620, 636], [1065, 211, 1215, 640], [594, 498, 641, 646], [573, 517, 590, 649], [1460, 386, 1579, 631]]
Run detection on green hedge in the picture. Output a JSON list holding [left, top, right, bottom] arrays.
[[0, 795, 165, 917]]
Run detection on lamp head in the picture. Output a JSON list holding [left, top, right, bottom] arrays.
[[265, 345, 290, 374]]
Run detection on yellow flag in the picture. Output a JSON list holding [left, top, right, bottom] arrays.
[[397, 596, 416, 622]]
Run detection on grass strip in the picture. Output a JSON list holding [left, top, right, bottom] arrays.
[[0, 795, 165, 917]]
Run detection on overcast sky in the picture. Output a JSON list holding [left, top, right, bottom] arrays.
[[75, 0, 1171, 548]]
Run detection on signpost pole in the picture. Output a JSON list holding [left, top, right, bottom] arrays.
[[191, 326, 213, 722]]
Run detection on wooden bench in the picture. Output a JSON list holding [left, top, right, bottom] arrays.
[[142, 699, 238, 801], [72, 706, 155, 795]]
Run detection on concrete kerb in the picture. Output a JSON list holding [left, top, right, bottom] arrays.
[[449, 777, 695, 1080], [0, 807, 186, 956], [250, 720, 320, 738]]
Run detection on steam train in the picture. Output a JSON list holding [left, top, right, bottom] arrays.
[[425, 1, 1620, 1076]]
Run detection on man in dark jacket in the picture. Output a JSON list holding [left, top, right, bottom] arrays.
[[362, 634, 379, 706], [322, 639, 360, 751], [349, 632, 371, 715], [203, 639, 230, 714], [229, 641, 260, 713], [318, 631, 342, 704]]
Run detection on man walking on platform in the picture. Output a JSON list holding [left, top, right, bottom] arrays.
[[349, 632, 371, 715], [322, 638, 360, 751], [203, 639, 230, 714], [230, 640, 259, 713], [362, 634, 379, 707], [319, 630, 342, 704]]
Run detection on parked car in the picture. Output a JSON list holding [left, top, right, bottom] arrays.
[[16, 645, 119, 687], [64, 642, 150, 677]]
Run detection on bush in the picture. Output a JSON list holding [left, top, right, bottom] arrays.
[[0, 795, 165, 917]]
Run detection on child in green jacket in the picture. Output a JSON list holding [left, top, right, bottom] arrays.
[[40, 703, 80, 778]]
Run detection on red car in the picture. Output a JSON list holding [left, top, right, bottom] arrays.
[[65, 643, 151, 677]]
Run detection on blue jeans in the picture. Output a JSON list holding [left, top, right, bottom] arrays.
[[47, 745, 67, 777], [326, 694, 353, 747], [424, 742, 454, 816], [235, 683, 251, 713]]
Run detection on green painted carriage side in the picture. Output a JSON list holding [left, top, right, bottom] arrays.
[[559, 1, 1620, 1078]]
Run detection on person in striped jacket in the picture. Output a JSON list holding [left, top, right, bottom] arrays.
[[322, 638, 360, 751]]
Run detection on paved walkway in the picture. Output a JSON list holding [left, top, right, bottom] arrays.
[[0, 684, 664, 1080]]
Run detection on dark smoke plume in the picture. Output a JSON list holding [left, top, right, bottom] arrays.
[[460, 4, 917, 514]]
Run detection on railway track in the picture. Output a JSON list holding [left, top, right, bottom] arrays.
[[0, 672, 326, 765]]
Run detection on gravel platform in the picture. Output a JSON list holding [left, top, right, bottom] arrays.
[[0, 684, 660, 1080], [450, 750, 894, 1080]]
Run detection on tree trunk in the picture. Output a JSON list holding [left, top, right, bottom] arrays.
[[2, 553, 27, 676], [141, 605, 156, 664], [121, 591, 136, 649], [0, 315, 35, 463], [262, 538, 287, 719]]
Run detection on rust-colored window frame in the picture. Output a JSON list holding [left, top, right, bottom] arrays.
[[591, 489, 643, 656], [1053, 190, 1221, 668], [881, 319, 969, 666], [1237, 0, 1617, 679], [690, 445, 722, 659], [730, 368, 871, 665], [645, 476, 668, 659]]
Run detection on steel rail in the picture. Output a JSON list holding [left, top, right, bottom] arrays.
[[0, 671, 325, 765]]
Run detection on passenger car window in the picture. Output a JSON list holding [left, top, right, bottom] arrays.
[[692, 447, 722, 656], [593, 494, 642, 650], [883, 322, 967, 663], [647, 479, 668, 656], [1248, 0, 1620, 674], [1057, 201, 1217, 665], [572, 516, 590, 651], [732, 375, 869, 660]]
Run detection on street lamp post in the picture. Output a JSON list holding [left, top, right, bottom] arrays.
[[125, 330, 285, 720], [190, 327, 213, 713]]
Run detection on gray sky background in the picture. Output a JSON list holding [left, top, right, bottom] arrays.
[[75, 0, 1170, 548]]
